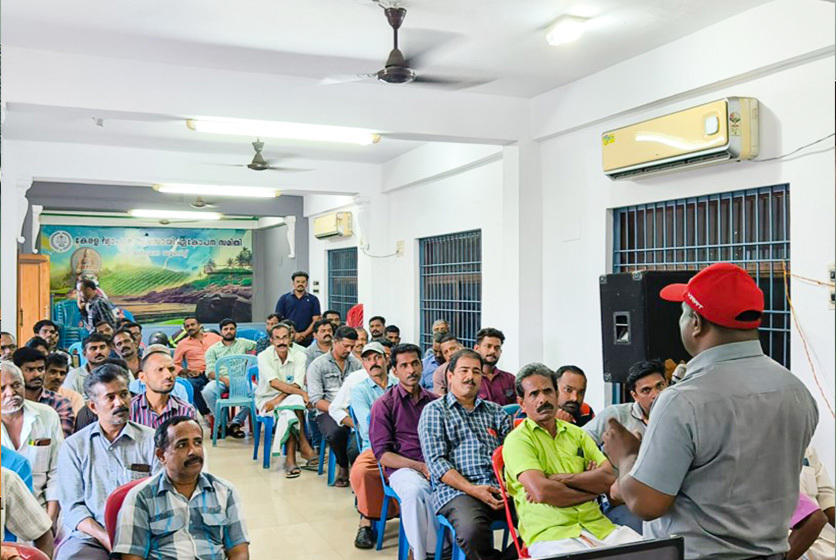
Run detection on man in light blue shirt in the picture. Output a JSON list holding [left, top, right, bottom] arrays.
[[201, 318, 256, 438], [56, 364, 159, 560], [420, 332, 445, 390]]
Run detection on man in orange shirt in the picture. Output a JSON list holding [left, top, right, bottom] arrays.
[[173, 316, 221, 418]]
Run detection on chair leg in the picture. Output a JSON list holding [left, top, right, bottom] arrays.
[[318, 439, 326, 476], [434, 522, 446, 560], [253, 418, 261, 460], [397, 518, 409, 560], [376, 495, 390, 550], [502, 526, 509, 551], [327, 446, 337, 486], [212, 403, 221, 447], [263, 416, 274, 470]]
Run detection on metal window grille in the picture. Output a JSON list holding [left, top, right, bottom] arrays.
[[328, 247, 358, 320], [613, 184, 791, 367], [419, 230, 482, 351]]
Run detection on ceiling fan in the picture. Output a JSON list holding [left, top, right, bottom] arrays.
[[323, 6, 492, 89], [216, 139, 309, 172]]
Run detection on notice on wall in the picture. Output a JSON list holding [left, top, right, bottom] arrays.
[[41, 225, 253, 324]]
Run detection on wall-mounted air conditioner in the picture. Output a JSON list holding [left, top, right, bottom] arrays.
[[602, 97, 759, 180], [313, 212, 353, 239]]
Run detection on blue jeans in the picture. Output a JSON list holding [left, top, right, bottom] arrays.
[[202, 379, 248, 425]]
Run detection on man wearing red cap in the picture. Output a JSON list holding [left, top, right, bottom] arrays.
[[602, 263, 819, 560]]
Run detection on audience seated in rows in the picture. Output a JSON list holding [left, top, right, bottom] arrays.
[[385, 325, 401, 346], [504, 363, 641, 556], [25, 337, 52, 358], [370, 343, 440, 559], [322, 309, 342, 328], [1, 361, 64, 531], [419, 349, 513, 560], [473, 328, 515, 406], [1, 332, 18, 361], [202, 318, 256, 438], [554, 365, 595, 427], [33, 320, 62, 354], [307, 326, 362, 487], [173, 316, 221, 418], [44, 352, 85, 415], [255, 313, 282, 355], [56, 364, 159, 560], [131, 350, 195, 429], [369, 316, 386, 339], [432, 333, 463, 395], [306, 318, 334, 368], [255, 323, 318, 476], [423, 319, 450, 359], [63, 333, 112, 399], [112, 328, 141, 378], [352, 327, 369, 360], [112, 416, 250, 560], [13, 347, 75, 437], [339, 342, 398, 548], [420, 331, 446, 390]]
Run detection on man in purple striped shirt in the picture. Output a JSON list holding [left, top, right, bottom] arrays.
[[130, 350, 194, 429]]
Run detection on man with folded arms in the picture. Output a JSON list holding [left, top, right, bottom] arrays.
[[57, 364, 159, 560], [503, 363, 640, 556], [113, 416, 250, 560], [1, 361, 64, 530], [370, 343, 439, 560]]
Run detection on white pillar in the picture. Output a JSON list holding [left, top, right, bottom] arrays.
[[1, 167, 33, 334]]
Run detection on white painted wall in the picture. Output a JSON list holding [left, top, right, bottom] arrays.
[[536, 18, 835, 474]]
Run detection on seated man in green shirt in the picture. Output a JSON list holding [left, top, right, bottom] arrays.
[[503, 363, 641, 556]]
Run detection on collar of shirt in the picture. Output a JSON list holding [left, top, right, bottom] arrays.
[[443, 390, 486, 412], [3, 402, 43, 448], [89, 420, 143, 445], [267, 346, 300, 367], [155, 470, 214, 498], [395, 382, 434, 403], [684, 340, 764, 380], [629, 400, 645, 422], [524, 417, 570, 438], [361, 374, 397, 392], [136, 392, 180, 415]]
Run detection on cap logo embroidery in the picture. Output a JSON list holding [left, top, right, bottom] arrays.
[[686, 292, 704, 309]]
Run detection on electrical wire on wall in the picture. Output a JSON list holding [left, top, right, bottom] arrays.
[[360, 245, 399, 259], [782, 261, 835, 418], [755, 133, 835, 162]]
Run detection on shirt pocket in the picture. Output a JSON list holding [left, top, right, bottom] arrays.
[[199, 506, 228, 544], [149, 510, 186, 539], [27, 444, 52, 474]]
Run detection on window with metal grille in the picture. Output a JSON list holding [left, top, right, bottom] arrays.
[[613, 184, 790, 367], [328, 247, 358, 320], [419, 230, 482, 351]]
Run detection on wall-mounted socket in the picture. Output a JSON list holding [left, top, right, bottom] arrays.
[[829, 264, 835, 310], [396, 241, 405, 256]]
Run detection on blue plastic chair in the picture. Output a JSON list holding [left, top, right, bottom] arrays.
[[375, 463, 409, 559], [348, 406, 364, 451], [212, 354, 257, 446], [121, 308, 135, 322], [318, 437, 338, 486], [435, 515, 509, 560], [67, 341, 86, 367], [2, 446, 33, 542], [175, 377, 194, 404], [502, 404, 521, 417], [237, 328, 265, 342]]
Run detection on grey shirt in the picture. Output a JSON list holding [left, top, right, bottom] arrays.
[[583, 401, 647, 447], [630, 341, 818, 560], [306, 351, 362, 415], [305, 341, 329, 369], [63, 364, 92, 400], [57, 421, 159, 540]]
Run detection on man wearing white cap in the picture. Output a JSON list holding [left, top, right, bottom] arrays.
[[603, 262, 819, 560]]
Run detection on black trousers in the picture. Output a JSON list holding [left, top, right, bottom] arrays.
[[186, 373, 210, 415], [315, 413, 358, 469], [438, 493, 510, 560]]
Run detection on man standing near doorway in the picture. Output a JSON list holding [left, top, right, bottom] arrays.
[[603, 263, 819, 560], [275, 271, 321, 347], [173, 316, 221, 419], [201, 318, 255, 438], [473, 327, 516, 406]]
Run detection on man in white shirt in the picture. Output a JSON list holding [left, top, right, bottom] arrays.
[[256, 323, 318, 477], [0, 361, 63, 528]]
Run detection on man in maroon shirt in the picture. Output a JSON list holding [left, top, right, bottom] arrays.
[[473, 328, 516, 406], [370, 343, 440, 560]]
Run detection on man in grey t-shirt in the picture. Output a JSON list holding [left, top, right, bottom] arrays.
[[603, 263, 818, 560]]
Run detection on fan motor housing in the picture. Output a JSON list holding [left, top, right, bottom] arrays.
[[377, 66, 415, 84]]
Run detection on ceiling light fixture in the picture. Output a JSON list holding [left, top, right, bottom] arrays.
[[546, 16, 588, 46], [186, 118, 381, 146], [153, 184, 280, 198], [129, 209, 223, 220]]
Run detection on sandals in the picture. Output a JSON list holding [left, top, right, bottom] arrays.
[[300, 457, 320, 471], [285, 465, 301, 479], [227, 424, 246, 439], [334, 476, 349, 488]]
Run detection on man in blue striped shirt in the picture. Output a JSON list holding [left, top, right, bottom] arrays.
[[113, 415, 250, 560]]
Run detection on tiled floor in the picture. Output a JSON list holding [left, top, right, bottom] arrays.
[[206, 437, 401, 560]]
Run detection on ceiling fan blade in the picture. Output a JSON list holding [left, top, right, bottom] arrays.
[[265, 166, 312, 173], [320, 73, 376, 86], [401, 28, 464, 71], [207, 163, 248, 168], [412, 75, 494, 90]]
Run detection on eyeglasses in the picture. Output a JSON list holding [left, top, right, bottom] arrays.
[[1, 344, 17, 352]]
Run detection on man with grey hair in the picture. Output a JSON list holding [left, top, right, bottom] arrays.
[[423, 320, 449, 359], [1, 360, 64, 529], [57, 364, 159, 560], [0, 332, 17, 361]]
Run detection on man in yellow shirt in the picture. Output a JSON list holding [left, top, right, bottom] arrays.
[[503, 363, 640, 556]]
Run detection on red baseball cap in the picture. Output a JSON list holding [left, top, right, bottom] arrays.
[[659, 263, 764, 329]]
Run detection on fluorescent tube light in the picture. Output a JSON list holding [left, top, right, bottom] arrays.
[[186, 118, 381, 146], [154, 184, 279, 198], [129, 209, 223, 220], [546, 16, 588, 46]]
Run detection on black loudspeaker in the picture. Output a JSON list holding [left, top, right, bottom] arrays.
[[599, 270, 696, 383]]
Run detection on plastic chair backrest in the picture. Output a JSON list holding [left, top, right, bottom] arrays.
[[348, 406, 363, 450], [1, 446, 33, 491], [175, 377, 194, 404], [104, 477, 148, 545], [491, 446, 529, 558], [53, 299, 82, 328], [121, 308, 135, 322], [0, 543, 50, 560], [248, 365, 259, 384], [67, 341, 87, 366], [215, 355, 257, 399], [237, 328, 265, 342], [502, 404, 521, 417]]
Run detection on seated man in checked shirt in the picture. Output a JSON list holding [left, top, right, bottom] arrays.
[[113, 415, 250, 560], [418, 349, 513, 560]]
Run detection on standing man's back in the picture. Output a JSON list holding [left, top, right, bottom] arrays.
[[604, 263, 819, 560]]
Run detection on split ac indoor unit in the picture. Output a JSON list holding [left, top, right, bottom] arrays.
[[602, 97, 759, 180], [313, 211, 353, 239]]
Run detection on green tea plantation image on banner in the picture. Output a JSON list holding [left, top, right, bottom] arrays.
[[40, 226, 253, 324]]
